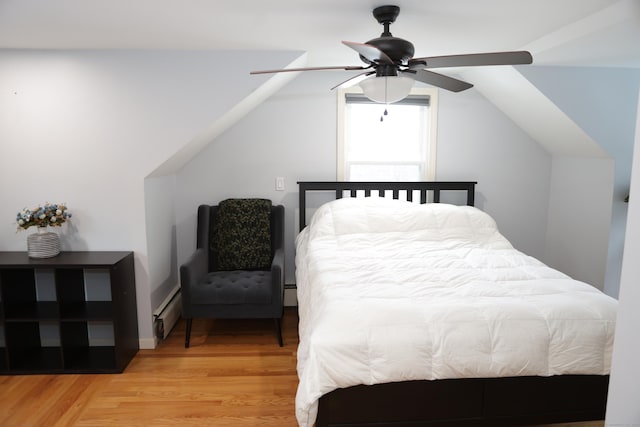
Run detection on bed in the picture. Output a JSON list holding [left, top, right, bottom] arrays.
[[295, 181, 617, 427]]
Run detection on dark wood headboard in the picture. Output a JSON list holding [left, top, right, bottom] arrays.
[[298, 181, 477, 231]]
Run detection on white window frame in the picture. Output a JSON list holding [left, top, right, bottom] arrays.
[[337, 85, 439, 181]]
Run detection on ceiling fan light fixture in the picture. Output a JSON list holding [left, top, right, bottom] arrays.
[[359, 75, 414, 104]]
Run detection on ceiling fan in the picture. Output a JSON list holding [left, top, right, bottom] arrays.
[[250, 5, 532, 102]]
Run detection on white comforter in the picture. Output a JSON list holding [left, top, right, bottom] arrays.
[[294, 197, 617, 427]]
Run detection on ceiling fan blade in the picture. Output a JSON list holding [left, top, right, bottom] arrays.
[[408, 70, 473, 92], [250, 65, 367, 75], [330, 70, 376, 90], [342, 41, 394, 64], [410, 51, 533, 69]]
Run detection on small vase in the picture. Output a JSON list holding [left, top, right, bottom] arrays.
[[27, 227, 61, 258]]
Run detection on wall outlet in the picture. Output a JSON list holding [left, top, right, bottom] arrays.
[[275, 177, 285, 191]]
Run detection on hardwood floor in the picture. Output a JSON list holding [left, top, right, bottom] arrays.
[[0, 308, 605, 427], [0, 308, 300, 426]]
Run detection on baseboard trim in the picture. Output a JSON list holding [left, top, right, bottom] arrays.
[[284, 286, 297, 307], [139, 337, 157, 350]]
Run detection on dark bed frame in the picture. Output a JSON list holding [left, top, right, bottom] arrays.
[[297, 181, 609, 427]]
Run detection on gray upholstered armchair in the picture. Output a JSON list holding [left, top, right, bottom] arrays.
[[179, 199, 285, 348]]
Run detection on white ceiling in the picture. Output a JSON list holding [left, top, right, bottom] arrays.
[[1, 0, 639, 69], [2, 0, 638, 160]]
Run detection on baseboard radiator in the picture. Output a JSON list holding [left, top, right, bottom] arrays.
[[153, 285, 182, 340]]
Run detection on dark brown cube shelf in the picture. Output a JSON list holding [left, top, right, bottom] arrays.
[[0, 251, 138, 374]]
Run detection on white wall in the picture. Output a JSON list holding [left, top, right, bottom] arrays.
[[605, 89, 640, 426], [519, 66, 640, 296], [545, 157, 614, 290], [175, 70, 553, 282], [437, 87, 552, 258], [144, 175, 178, 311], [0, 49, 299, 346]]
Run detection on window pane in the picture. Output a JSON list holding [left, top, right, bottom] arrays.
[[338, 88, 438, 182], [345, 103, 425, 162], [344, 100, 429, 180]]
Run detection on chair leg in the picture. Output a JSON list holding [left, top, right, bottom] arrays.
[[274, 317, 283, 347], [185, 318, 193, 348]]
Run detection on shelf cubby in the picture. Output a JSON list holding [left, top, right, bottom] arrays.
[[61, 321, 117, 371], [5, 321, 63, 372]]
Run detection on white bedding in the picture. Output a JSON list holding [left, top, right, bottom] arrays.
[[294, 197, 617, 427]]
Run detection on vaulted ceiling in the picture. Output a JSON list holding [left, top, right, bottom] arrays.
[[2, 0, 639, 160]]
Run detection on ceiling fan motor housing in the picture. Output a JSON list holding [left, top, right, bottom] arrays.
[[364, 36, 415, 65]]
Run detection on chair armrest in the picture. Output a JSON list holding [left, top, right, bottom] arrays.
[[180, 248, 208, 314], [271, 247, 285, 303]]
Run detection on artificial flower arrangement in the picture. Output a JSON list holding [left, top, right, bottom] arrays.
[[16, 203, 72, 231]]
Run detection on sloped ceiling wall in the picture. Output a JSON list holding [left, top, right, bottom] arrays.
[[148, 52, 307, 176], [518, 65, 640, 295], [459, 66, 607, 157]]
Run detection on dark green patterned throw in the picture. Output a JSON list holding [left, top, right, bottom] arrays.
[[212, 198, 272, 271]]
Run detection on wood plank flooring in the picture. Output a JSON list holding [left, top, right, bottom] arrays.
[[0, 309, 299, 426], [0, 308, 605, 427]]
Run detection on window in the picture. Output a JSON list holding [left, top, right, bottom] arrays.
[[337, 86, 438, 181]]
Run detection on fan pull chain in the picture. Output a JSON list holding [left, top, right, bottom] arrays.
[[381, 77, 389, 121], [380, 107, 388, 122]]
